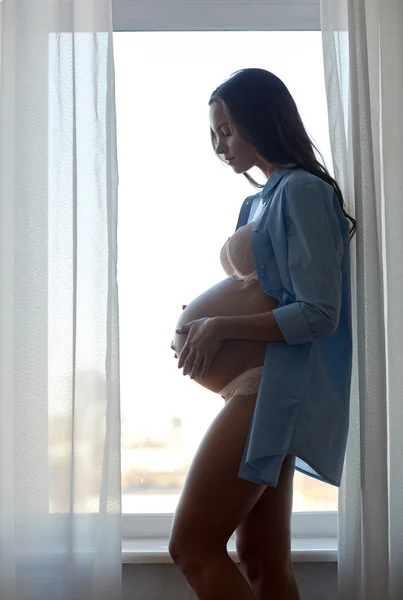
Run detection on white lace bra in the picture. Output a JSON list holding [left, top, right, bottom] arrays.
[[220, 222, 258, 282]]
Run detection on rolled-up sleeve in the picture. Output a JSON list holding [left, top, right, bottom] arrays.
[[271, 180, 344, 345]]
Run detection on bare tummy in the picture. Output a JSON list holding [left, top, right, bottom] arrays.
[[173, 275, 279, 394]]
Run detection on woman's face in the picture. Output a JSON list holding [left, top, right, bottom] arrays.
[[209, 100, 274, 177]]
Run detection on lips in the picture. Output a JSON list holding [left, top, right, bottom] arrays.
[[225, 157, 235, 164]]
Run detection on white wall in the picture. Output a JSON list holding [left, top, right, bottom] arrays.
[[123, 562, 338, 600]]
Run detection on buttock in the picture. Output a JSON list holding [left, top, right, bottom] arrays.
[[219, 366, 263, 403]]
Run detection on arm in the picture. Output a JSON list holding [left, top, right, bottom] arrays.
[[270, 180, 344, 345], [214, 312, 285, 342]]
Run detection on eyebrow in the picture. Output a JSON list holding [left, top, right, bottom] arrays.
[[211, 121, 230, 135]]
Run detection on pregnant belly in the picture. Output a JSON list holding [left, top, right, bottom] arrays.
[[173, 276, 279, 394]]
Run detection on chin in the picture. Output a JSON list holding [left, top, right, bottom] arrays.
[[232, 161, 253, 175]]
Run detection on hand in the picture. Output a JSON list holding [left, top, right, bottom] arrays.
[[176, 317, 223, 379]]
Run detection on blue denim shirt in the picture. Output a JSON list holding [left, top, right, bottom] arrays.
[[237, 165, 352, 487]]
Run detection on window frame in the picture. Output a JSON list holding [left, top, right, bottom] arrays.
[[113, 0, 337, 545], [112, 0, 321, 32], [123, 511, 337, 541]]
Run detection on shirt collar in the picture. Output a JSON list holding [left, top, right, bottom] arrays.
[[260, 163, 297, 203]]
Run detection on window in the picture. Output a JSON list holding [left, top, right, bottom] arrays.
[[114, 1, 337, 541]]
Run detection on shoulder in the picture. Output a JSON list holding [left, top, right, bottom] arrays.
[[276, 169, 337, 220], [282, 168, 334, 196]]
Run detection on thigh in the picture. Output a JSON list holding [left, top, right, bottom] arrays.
[[236, 454, 295, 568], [170, 392, 266, 549]]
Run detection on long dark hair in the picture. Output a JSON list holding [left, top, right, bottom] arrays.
[[209, 68, 356, 240]]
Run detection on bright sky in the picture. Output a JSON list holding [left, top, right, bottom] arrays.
[[114, 31, 332, 456]]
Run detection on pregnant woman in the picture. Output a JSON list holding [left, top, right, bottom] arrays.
[[169, 69, 355, 600]]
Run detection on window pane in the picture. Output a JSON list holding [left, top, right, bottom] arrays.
[[114, 31, 338, 514]]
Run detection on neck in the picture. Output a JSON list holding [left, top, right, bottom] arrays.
[[257, 159, 279, 179]]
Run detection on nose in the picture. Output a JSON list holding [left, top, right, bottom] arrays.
[[215, 140, 228, 156]]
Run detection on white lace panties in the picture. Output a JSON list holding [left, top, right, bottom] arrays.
[[219, 366, 263, 403]]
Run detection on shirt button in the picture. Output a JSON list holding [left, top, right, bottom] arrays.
[[259, 263, 265, 270]]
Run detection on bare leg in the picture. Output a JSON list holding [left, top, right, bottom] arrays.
[[236, 455, 300, 599], [169, 392, 266, 600]]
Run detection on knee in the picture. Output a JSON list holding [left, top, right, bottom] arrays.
[[169, 531, 206, 573], [236, 539, 291, 585], [168, 533, 188, 568], [236, 540, 261, 582], [169, 529, 226, 575]]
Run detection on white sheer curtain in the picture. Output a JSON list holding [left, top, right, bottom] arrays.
[[0, 1, 121, 599], [321, 1, 403, 599]]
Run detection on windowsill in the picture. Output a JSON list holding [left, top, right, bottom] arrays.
[[122, 537, 337, 564]]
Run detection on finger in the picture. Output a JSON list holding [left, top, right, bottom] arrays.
[[176, 323, 190, 335], [177, 345, 190, 369], [182, 305, 187, 311], [190, 356, 204, 380], [183, 352, 196, 377], [200, 357, 211, 380]]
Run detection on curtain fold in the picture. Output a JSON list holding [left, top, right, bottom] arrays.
[[320, 1, 403, 598], [0, 1, 121, 598]]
